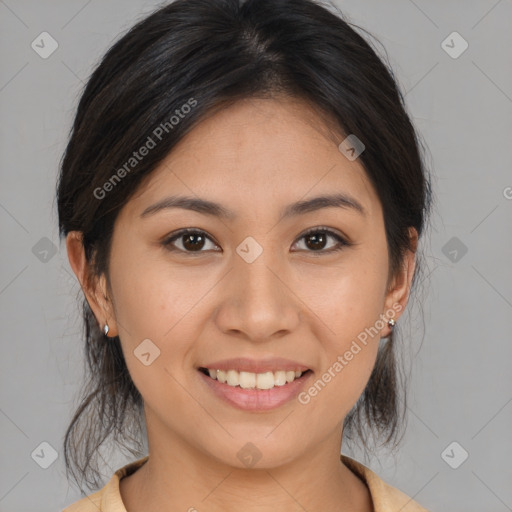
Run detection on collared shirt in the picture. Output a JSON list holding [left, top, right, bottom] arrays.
[[62, 454, 431, 511]]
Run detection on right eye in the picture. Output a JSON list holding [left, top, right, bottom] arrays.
[[162, 228, 221, 254]]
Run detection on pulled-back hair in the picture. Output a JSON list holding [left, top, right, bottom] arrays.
[[56, 0, 433, 491]]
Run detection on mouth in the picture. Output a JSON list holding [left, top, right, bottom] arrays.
[[198, 367, 313, 390], [197, 366, 314, 411], [196, 356, 314, 411]]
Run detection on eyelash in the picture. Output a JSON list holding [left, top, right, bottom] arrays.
[[162, 226, 351, 255]]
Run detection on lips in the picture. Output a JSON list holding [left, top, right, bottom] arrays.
[[197, 357, 311, 374], [197, 364, 314, 411]]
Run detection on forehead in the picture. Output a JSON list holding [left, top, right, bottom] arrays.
[[123, 97, 381, 223]]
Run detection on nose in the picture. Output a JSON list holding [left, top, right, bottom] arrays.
[[214, 248, 301, 343]]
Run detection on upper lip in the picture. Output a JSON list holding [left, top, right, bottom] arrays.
[[199, 357, 311, 374]]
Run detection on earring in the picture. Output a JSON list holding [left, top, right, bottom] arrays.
[[388, 318, 396, 328], [103, 323, 109, 336]]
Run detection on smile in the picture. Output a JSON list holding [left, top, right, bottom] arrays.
[[197, 367, 313, 411], [199, 367, 311, 390]]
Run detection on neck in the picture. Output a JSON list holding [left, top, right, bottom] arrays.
[[119, 422, 372, 512]]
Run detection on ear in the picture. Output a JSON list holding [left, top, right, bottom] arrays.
[[65, 231, 118, 337], [381, 227, 418, 337]]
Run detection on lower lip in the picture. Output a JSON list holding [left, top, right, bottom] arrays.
[[198, 369, 313, 411]]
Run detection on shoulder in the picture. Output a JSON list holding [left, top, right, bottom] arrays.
[[62, 456, 149, 512], [61, 490, 103, 512], [340, 454, 432, 512]]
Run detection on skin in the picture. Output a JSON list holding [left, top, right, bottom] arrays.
[[67, 96, 417, 512]]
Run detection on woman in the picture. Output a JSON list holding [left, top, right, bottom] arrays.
[[58, 0, 433, 510]]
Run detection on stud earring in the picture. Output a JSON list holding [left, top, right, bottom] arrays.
[[388, 318, 396, 328], [103, 323, 109, 336]]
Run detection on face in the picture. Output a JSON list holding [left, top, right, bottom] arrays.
[[68, 96, 416, 469]]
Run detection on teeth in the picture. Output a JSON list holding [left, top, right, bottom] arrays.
[[240, 371, 257, 389], [227, 369, 239, 387], [204, 368, 306, 389], [274, 371, 287, 386]]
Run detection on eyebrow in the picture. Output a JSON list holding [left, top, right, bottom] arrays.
[[140, 193, 366, 220]]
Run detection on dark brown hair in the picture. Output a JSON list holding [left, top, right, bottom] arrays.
[[56, 0, 433, 491]]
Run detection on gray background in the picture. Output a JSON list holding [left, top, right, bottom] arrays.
[[1, 1, 511, 511]]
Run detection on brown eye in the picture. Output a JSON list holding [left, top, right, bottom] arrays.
[[162, 227, 349, 256], [181, 232, 206, 251], [304, 232, 328, 250], [163, 229, 219, 253], [292, 227, 349, 253]]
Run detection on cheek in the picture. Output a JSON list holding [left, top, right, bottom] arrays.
[[108, 252, 213, 380], [109, 246, 199, 340], [297, 254, 388, 345], [331, 275, 386, 341], [108, 259, 201, 416], [294, 256, 387, 414]]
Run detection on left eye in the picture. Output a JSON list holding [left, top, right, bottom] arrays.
[[292, 227, 349, 253], [162, 227, 349, 254]]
